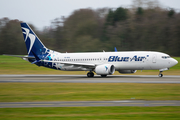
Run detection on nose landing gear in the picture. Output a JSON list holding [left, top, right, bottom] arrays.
[[158, 68, 169, 77], [158, 71, 163, 77]]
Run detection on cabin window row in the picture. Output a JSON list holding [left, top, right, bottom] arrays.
[[56, 58, 108, 61]]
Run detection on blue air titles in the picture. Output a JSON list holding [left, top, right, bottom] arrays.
[[108, 55, 146, 62]]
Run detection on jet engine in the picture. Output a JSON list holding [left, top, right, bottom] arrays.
[[118, 70, 137, 74], [95, 64, 115, 75]]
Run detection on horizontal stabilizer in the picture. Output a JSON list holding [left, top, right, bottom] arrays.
[[3, 54, 35, 59], [31, 60, 41, 64]]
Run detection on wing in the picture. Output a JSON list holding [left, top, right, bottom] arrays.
[[43, 60, 96, 69]]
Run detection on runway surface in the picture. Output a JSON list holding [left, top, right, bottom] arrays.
[[1, 100, 180, 108], [0, 75, 180, 108], [0, 75, 180, 83]]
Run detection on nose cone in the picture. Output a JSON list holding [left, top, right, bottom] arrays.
[[170, 58, 178, 67]]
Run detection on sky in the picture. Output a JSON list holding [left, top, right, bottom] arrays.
[[1, 0, 180, 30]]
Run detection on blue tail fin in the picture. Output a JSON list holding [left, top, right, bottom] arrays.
[[21, 23, 47, 57]]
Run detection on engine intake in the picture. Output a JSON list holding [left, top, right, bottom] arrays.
[[95, 64, 115, 75]]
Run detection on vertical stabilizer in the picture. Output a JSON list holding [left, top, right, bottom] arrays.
[[21, 23, 47, 57]]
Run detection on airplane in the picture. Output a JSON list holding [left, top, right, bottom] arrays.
[[4, 23, 178, 77]]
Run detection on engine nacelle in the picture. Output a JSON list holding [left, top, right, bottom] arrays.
[[95, 64, 115, 75], [118, 70, 137, 74]]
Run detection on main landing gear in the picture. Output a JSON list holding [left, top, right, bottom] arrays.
[[87, 71, 94, 77], [158, 71, 163, 77], [101, 75, 107, 77], [87, 72, 107, 77]]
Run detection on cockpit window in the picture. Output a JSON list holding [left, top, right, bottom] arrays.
[[162, 56, 170, 59]]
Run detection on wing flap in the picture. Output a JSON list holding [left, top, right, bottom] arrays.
[[43, 60, 96, 68]]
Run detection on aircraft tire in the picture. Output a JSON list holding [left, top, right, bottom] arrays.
[[87, 72, 94, 77], [158, 74, 163, 77], [101, 75, 107, 77]]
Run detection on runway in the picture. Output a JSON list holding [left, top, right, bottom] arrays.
[[0, 75, 180, 108], [0, 75, 180, 83], [0, 100, 180, 108]]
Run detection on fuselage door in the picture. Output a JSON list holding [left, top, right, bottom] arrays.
[[152, 54, 157, 63]]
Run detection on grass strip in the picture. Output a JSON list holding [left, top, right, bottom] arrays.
[[0, 83, 180, 102], [0, 106, 180, 120]]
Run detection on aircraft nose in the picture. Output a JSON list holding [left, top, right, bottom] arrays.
[[170, 58, 178, 66]]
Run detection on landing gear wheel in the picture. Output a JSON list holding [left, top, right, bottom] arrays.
[[101, 75, 107, 77], [87, 72, 94, 77], [158, 71, 163, 77], [158, 74, 163, 77]]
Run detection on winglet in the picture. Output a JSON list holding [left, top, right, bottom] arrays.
[[114, 47, 117, 52]]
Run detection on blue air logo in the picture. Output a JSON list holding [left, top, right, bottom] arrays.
[[108, 55, 148, 62]]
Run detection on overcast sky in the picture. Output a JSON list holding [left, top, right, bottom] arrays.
[[1, 0, 180, 30]]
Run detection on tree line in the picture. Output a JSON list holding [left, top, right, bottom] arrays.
[[0, 3, 180, 56]]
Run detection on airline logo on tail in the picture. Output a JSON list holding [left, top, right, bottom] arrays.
[[21, 27, 36, 54], [21, 23, 49, 57]]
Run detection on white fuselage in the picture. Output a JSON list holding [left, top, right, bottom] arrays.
[[44, 51, 178, 71]]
